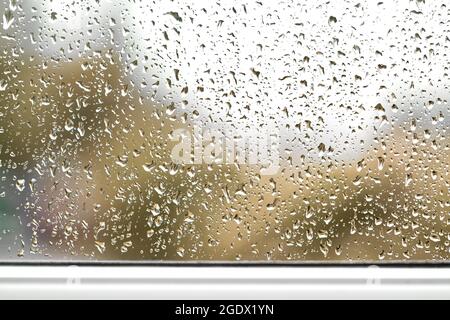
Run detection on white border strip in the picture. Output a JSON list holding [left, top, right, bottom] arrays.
[[1, 266, 450, 299]]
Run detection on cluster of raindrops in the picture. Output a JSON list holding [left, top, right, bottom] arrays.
[[0, 0, 448, 262]]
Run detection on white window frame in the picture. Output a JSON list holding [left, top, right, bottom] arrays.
[[1, 265, 449, 299]]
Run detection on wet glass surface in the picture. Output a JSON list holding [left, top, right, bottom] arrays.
[[0, 0, 449, 262]]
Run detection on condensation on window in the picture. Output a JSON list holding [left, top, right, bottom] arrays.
[[0, 0, 449, 262]]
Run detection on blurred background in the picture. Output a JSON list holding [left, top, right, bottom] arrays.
[[0, 0, 449, 262]]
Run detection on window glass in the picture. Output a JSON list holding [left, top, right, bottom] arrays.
[[0, 0, 449, 262]]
